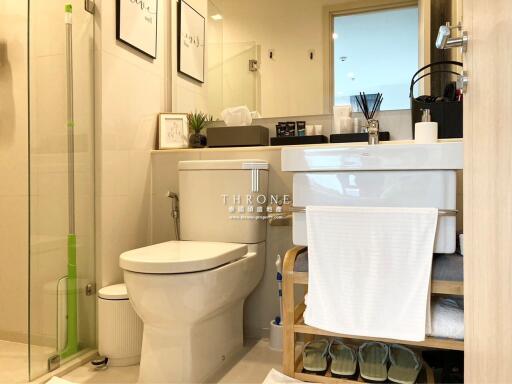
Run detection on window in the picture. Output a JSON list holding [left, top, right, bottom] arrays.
[[333, 6, 419, 110]]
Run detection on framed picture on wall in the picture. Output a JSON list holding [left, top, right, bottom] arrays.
[[158, 113, 189, 149], [116, 0, 158, 59], [178, 0, 205, 83]]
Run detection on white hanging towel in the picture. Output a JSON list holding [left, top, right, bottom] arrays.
[[304, 206, 438, 342]]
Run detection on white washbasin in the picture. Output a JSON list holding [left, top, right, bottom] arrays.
[[281, 141, 463, 172], [281, 141, 464, 253]]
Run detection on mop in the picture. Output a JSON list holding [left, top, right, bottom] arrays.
[[59, 3, 78, 359]]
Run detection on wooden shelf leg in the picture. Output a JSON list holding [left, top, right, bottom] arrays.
[[283, 256, 296, 376]]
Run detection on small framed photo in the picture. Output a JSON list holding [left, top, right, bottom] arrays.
[[158, 113, 188, 149]]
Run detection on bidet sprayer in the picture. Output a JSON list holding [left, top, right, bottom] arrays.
[[167, 191, 180, 240]]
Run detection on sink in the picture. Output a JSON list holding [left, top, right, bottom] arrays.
[[281, 141, 464, 253], [281, 142, 463, 171]]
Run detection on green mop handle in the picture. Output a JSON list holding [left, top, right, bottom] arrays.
[[61, 3, 78, 359]]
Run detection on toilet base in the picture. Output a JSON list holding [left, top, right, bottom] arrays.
[[138, 301, 244, 383]]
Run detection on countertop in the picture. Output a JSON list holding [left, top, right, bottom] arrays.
[[151, 138, 463, 155]]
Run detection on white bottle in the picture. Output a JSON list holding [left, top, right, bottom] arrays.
[[415, 109, 438, 144]]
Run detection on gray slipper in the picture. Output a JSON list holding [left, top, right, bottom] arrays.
[[358, 342, 389, 382], [388, 344, 422, 384], [329, 339, 357, 377], [303, 339, 329, 372]]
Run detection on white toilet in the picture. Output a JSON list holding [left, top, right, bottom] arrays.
[[120, 160, 269, 383]]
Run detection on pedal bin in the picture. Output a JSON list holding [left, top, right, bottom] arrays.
[[98, 283, 143, 366]]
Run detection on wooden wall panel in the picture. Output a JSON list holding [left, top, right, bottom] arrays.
[[464, 0, 512, 382]]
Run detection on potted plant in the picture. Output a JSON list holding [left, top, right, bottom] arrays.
[[187, 111, 212, 148]]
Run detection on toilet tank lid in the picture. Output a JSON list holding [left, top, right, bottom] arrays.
[[178, 159, 269, 170], [98, 283, 129, 300], [119, 241, 248, 274]]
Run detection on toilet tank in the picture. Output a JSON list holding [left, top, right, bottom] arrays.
[[178, 160, 269, 244]]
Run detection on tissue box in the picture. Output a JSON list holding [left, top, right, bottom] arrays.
[[207, 126, 269, 147]]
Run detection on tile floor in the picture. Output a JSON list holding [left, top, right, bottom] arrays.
[[0, 340, 54, 383], [61, 339, 283, 384]]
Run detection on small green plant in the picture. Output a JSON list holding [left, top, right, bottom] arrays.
[[187, 111, 213, 134]]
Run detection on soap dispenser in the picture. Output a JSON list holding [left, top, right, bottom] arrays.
[[415, 109, 438, 144]]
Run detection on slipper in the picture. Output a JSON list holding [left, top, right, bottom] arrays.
[[358, 342, 389, 382], [388, 344, 423, 384], [329, 339, 357, 377], [303, 339, 329, 372]]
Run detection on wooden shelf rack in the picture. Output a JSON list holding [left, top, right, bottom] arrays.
[[282, 246, 464, 383]]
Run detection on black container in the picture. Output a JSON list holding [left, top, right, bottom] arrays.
[[296, 121, 306, 136], [410, 61, 463, 139], [276, 123, 287, 137], [207, 126, 269, 147], [271, 135, 328, 146], [330, 132, 390, 143], [286, 122, 296, 136]]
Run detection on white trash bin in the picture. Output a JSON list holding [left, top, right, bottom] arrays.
[[98, 283, 143, 367]]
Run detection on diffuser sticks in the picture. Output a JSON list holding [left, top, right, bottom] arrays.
[[355, 92, 383, 121]]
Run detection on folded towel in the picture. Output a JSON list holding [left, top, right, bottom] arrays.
[[429, 297, 464, 340], [432, 254, 463, 281], [304, 206, 438, 342]]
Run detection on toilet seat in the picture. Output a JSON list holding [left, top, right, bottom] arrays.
[[119, 241, 248, 274]]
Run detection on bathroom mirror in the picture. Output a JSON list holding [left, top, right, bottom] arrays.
[[206, 0, 462, 120]]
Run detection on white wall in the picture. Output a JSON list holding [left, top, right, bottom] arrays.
[[95, 0, 213, 288], [95, 0, 170, 287]]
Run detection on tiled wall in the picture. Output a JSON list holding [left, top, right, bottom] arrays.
[[94, 0, 170, 287], [0, 1, 29, 343]]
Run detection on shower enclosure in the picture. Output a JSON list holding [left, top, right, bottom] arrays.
[[0, 1, 95, 382]]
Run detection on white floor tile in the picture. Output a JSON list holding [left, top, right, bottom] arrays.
[[61, 339, 283, 384], [0, 340, 54, 383]]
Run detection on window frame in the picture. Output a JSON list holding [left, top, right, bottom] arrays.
[[322, 0, 428, 113]]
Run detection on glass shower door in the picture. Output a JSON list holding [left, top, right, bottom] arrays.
[[28, 0, 95, 380]]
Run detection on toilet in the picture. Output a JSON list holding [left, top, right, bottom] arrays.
[[120, 160, 269, 383]]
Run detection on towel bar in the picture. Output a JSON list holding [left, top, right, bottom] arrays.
[[287, 207, 458, 217]]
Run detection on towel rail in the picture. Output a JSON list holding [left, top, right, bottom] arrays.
[[287, 207, 458, 217]]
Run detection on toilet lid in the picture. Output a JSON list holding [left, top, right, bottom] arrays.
[[119, 241, 248, 274]]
